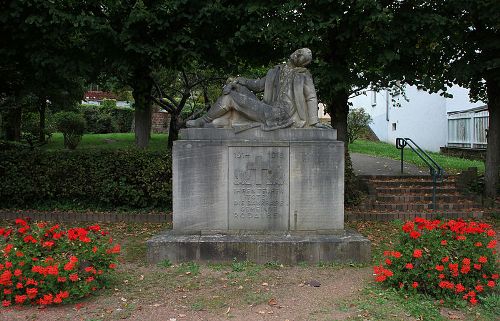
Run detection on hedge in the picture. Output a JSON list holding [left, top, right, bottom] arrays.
[[0, 149, 172, 209]]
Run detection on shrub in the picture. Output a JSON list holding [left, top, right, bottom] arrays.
[[374, 217, 498, 305], [111, 108, 134, 132], [348, 108, 372, 144], [0, 219, 120, 306], [95, 114, 118, 134], [53, 112, 86, 149], [0, 149, 172, 209], [80, 105, 100, 133], [101, 99, 117, 110]]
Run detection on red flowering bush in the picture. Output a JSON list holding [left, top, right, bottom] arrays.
[[0, 219, 120, 306], [374, 217, 498, 305]]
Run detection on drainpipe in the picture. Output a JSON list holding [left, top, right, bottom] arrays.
[[386, 89, 390, 121]]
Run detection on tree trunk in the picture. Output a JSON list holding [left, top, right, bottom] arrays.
[[4, 106, 22, 141], [38, 100, 46, 143], [329, 89, 350, 144], [484, 76, 500, 199], [132, 72, 153, 149], [167, 112, 179, 149]]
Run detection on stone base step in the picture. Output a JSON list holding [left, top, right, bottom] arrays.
[[370, 202, 478, 211], [146, 230, 371, 264]]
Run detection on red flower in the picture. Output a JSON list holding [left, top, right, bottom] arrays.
[[4, 288, 12, 295], [475, 285, 484, 292], [461, 265, 470, 274], [402, 221, 414, 233], [14, 295, 27, 304], [492, 274, 499, 280], [487, 240, 497, 248], [26, 287, 38, 299], [412, 282, 418, 288], [392, 251, 402, 258], [106, 244, 121, 254], [69, 273, 78, 282], [478, 256, 487, 264], [473, 264, 482, 270], [109, 263, 116, 269], [440, 240, 447, 246], [58, 276, 67, 282], [405, 263, 413, 269], [475, 242, 482, 247], [470, 297, 478, 305], [456, 235, 466, 241], [438, 274, 445, 279], [413, 249, 422, 258], [409, 231, 421, 239], [385, 259, 392, 265], [435, 265, 444, 272], [42, 241, 54, 248], [455, 283, 465, 293], [487, 280, 495, 287], [462, 258, 471, 265], [89, 225, 101, 232], [15, 218, 27, 226], [441, 256, 449, 263], [486, 229, 495, 237], [2, 300, 11, 307]]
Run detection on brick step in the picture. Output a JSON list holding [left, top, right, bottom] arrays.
[[375, 186, 459, 194], [376, 194, 471, 203], [345, 210, 483, 222], [360, 174, 455, 180], [370, 202, 478, 211], [369, 180, 456, 187]]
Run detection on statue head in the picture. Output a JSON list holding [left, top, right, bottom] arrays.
[[290, 48, 312, 67]]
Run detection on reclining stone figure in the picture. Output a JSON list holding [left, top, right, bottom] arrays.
[[186, 48, 330, 131]]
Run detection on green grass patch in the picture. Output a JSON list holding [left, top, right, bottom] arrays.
[[349, 139, 484, 173], [42, 133, 168, 151]]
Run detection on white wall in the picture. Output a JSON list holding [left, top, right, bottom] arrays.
[[350, 85, 485, 152]]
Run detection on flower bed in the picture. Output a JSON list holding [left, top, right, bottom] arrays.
[[0, 219, 120, 306], [374, 217, 497, 305]]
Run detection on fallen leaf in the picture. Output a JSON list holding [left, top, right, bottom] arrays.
[[268, 298, 277, 306], [261, 282, 269, 286]]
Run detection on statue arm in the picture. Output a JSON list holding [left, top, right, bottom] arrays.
[[236, 77, 266, 92], [303, 75, 320, 125]]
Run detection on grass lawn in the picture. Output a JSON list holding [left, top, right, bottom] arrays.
[[42, 133, 168, 151], [350, 139, 485, 174]]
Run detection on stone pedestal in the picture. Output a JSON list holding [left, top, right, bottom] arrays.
[[147, 128, 370, 264]]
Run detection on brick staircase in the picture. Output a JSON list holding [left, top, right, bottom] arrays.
[[346, 175, 483, 221]]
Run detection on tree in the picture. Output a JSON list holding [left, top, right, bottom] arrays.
[[151, 64, 226, 149], [0, 0, 88, 143], [386, 0, 500, 197]]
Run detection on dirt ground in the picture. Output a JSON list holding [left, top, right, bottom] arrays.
[[0, 263, 373, 321]]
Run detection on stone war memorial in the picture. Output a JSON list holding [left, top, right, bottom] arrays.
[[147, 48, 370, 264]]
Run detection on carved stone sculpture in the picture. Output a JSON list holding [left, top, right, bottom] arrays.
[[186, 48, 330, 131]]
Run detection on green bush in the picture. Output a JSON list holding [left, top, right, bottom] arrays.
[[348, 108, 373, 144], [111, 108, 134, 132], [80, 105, 133, 133], [95, 114, 118, 134], [53, 112, 86, 149], [101, 99, 117, 110], [0, 149, 172, 209]]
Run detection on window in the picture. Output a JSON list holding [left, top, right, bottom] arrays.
[[371, 91, 377, 106], [392, 123, 397, 131]]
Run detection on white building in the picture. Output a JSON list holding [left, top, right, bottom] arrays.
[[346, 85, 486, 152]]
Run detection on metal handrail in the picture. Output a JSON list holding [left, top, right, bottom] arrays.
[[396, 138, 445, 210]]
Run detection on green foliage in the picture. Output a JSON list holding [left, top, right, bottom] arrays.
[[176, 262, 200, 276], [0, 219, 120, 306], [111, 108, 134, 133], [348, 108, 373, 144], [0, 149, 172, 209], [80, 105, 133, 134], [53, 112, 86, 149], [94, 114, 118, 134], [101, 99, 117, 110]]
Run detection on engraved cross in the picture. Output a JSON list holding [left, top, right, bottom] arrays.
[[246, 156, 269, 185]]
